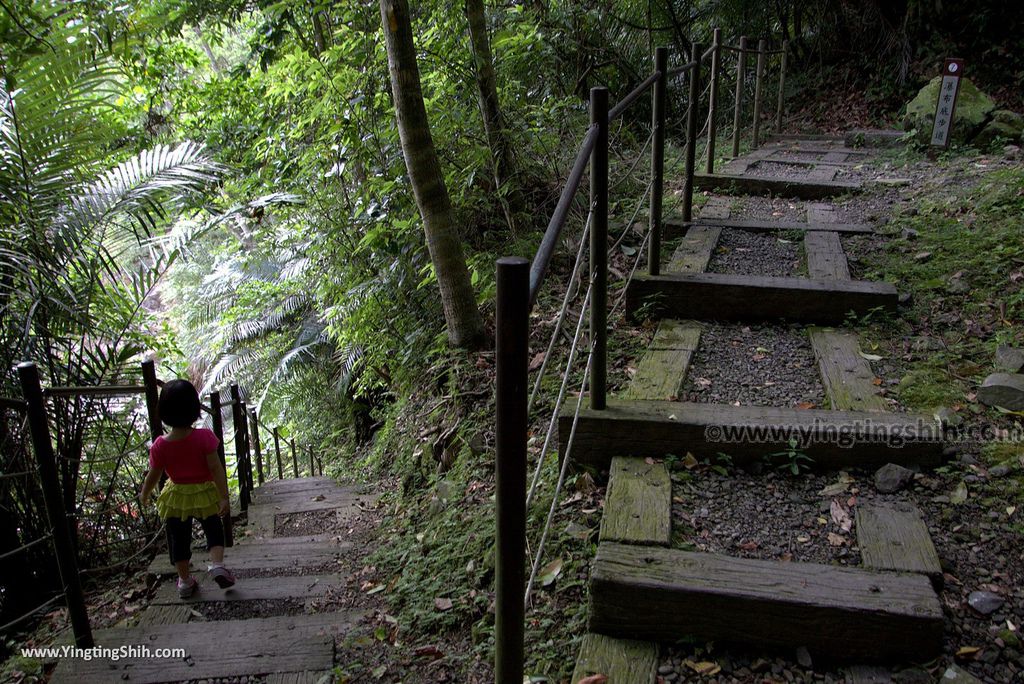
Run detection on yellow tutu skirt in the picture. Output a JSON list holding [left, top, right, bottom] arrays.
[[156, 481, 221, 520]]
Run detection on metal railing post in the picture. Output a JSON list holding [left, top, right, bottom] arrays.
[[752, 38, 767, 149], [250, 409, 264, 485], [731, 36, 748, 157], [682, 42, 702, 223], [17, 362, 93, 648], [706, 28, 722, 173], [648, 47, 668, 276], [590, 86, 608, 410], [273, 427, 283, 479], [494, 257, 528, 684], [290, 439, 298, 478], [140, 360, 162, 441], [209, 390, 232, 546], [776, 41, 789, 134], [229, 385, 250, 512]]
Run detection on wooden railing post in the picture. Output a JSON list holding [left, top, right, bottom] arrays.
[[307, 447, 314, 476], [731, 36, 748, 157], [290, 438, 298, 478], [209, 390, 232, 547], [140, 360, 162, 441], [250, 409, 264, 485], [752, 38, 767, 149], [494, 257, 528, 684], [229, 385, 250, 512], [648, 46, 668, 276], [240, 403, 254, 495], [590, 86, 608, 411], [17, 362, 94, 647], [273, 427, 283, 479], [706, 28, 722, 173], [776, 40, 789, 134], [682, 41, 702, 223]]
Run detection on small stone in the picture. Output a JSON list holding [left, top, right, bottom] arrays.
[[898, 291, 913, 306], [934, 406, 963, 427], [988, 464, 1011, 478], [795, 646, 813, 668], [900, 227, 919, 240], [751, 658, 770, 673], [941, 665, 984, 683], [658, 664, 674, 675], [914, 251, 932, 262], [875, 463, 915, 493], [946, 278, 970, 294], [977, 373, 1024, 410], [968, 590, 1005, 615], [1004, 144, 1021, 160], [995, 345, 1024, 373]]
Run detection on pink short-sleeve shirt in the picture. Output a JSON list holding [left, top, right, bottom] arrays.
[[149, 428, 219, 484]]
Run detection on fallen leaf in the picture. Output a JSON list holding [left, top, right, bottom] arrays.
[[827, 532, 846, 546], [1007, 506, 1016, 517], [950, 480, 969, 504], [434, 597, 453, 611], [796, 401, 816, 410], [576, 676, 608, 684], [684, 660, 721, 676], [955, 646, 981, 660], [529, 352, 546, 371], [830, 500, 853, 532], [738, 540, 759, 551], [414, 645, 445, 660], [682, 453, 699, 469], [859, 351, 884, 361], [871, 377, 883, 386]]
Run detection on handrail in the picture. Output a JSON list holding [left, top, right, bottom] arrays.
[[607, 70, 661, 121], [528, 124, 599, 307], [44, 385, 147, 397], [667, 58, 698, 78], [0, 397, 27, 410]]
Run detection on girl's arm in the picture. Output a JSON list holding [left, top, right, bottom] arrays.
[[140, 466, 164, 507], [206, 451, 230, 515]]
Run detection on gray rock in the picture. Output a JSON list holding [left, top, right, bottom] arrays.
[[977, 373, 1024, 410], [988, 464, 1011, 478], [946, 278, 970, 294], [968, 590, 1005, 615], [934, 406, 963, 427], [875, 463, 915, 493], [795, 646, 812, 669], [941, 665, 984, 683], [900, 227, 919, 240], [995, 345, 1024, 373], [895, 667, 933, 684], [913, 251, 932, 262], [898, 292, 913, 306]]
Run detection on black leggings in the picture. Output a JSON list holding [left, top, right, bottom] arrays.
[[165, 515, 225, 564]]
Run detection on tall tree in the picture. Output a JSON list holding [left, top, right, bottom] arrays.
[[464, 0, 527, 233], [378, 0, 485, 349]]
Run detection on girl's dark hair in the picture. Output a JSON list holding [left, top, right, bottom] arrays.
[[158, 379, 202, 428]]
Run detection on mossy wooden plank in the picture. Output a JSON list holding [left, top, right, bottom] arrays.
[[666, 225, 721, 273], [809, 328, 886, 411], [677, 217, 873, 234], [807, 202, 838, 226], [599, 457, 671, 546], [693, 172, 861, 199], [559, 398, 943, 474], [265, 673, 333, 684], [697, 199, 731, 220], [133, 604, 192, 627], [589, 542, 943, 661], [807, 165, 840, 181], [147, 538, 352, 575], [624, 321, 700, 401], [153, 573, 347, 605], [804, 231, 850, 280], [571, 633, 658, 684], [856, 503, 943, 587], [626, 272, 897, 324]]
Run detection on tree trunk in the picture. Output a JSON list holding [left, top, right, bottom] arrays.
[[464, 0, 527, 234], [378, 0, 486, 350]]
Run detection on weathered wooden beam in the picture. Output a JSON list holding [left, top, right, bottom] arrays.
[[147, 539, 352, 576], [599, 457, 671, 546], [589, 543, 943, 661], [693, 172, 861, 200], [626, 272, 897, 324], [856, 503, 943, 588], [676, 217, 874, 234], [804, 231, 851, 280], [571, 633, 658, 684], [559, 398, 943, 474], [809, 328, 887, 411], [666, 225, 721, 274], [770, 144, 870, 155], [623, 321, 700, 401]]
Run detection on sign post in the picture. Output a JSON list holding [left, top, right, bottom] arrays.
[[930, 59, 964, 148]]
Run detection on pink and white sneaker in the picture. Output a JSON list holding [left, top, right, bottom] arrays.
[[209, 564, 236, 589], [177, 576, 198, 599]]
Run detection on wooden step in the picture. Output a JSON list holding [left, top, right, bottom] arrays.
[[559, 398, 943, 473], [147, 538, 352, 576], [50, 611, 359, 683], [678, 217, 874, 234], [572, 633, 658, 684], [152, 573, 347, 605], [856, 502, 943, 588], [599, 457, 671, 546], [804, 231, 851, 279], [589, 542, 943, 661], [622, 320, 700, 401], [694, 173, 861, 200], [626, 272, 898, 324], [809, 328, 887, 411], [666, 225, 720, 273]]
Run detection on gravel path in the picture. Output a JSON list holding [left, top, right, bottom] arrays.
[[275, 509, 344, 536], [707, 229, 800, 277], [724, 196, 806, 222], [681, 322, 824, 408]]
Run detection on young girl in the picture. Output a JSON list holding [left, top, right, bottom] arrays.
[[140, 379, 236, 598]]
